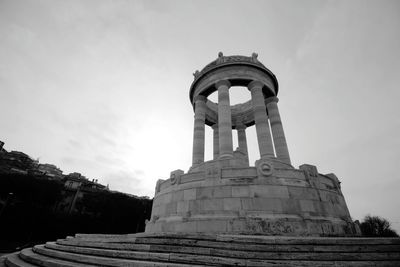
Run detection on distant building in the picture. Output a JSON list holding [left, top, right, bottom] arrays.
[[38, 163, 63, 180], [67, 172, 87, 180], [65, 180, 105, 191], [85, 179, 107, 191], [64, 174, 84, 189], [0, 149, 35, 173], [60, 174, 108, 214], [63, 173, 107, 191]]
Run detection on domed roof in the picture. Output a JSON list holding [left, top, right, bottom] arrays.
[[190, 53, 279, 102], [192, 52, 274, 81]]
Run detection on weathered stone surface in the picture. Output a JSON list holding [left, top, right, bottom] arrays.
[[5, 252, 44, 267], [221, 168, 257, 179], [223, 198, 241, 210], [19, 248, 97, 267], [177, 201, 189, 213], [232, 185, 251, 197], [250, 185, 289, 198], [183, 189, 196, 201], [149, 163, 356, 236], [3, 234, 400, 266], [172, 190, 184, 202]]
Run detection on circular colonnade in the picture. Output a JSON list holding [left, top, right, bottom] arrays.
[[190, 52, 290, 169]]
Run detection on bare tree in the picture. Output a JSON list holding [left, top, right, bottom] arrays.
[[360, 215, 398, 237]]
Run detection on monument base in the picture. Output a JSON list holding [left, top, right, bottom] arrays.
[[147, 159, 360, 237], [146, 217, 360, 237]]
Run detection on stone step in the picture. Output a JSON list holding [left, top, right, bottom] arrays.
[[19, 248, 96, 267], [57, 239, 395, 254], [33, 245, 204, 267], [57, 239, 152, 252], [11, 248, 400, 267], [45, 243, 171, 262], [2, 234, 400, 266], [216, 235, 400, 245], [0, 257, 7, 267], [245, 259, 400, 267], [47, 241, 400, 262], [72, 233, 400, 245], [58, 236, 400, 253], [3, 252, 38, 267], [41, 243, 244, 266]]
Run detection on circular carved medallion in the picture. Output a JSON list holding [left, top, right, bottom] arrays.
[[257, 161, 273, 177], [170, 173, 177, 185]]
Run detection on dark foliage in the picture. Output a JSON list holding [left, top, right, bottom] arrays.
[[360, 215, 399, 237], [0, 173, 152, 252]]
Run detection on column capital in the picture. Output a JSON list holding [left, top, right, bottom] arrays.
[[215, 80, 231, 89], [194, 95, 207, 103], [265, 96, 279, 105], [247, 80, 264, 91]]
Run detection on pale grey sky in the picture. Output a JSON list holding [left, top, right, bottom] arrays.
[[1, 0, 399, 231]]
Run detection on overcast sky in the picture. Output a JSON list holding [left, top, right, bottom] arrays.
[[1, 0, 399, 231]]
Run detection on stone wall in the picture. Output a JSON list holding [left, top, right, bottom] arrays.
[[145, 162, 359, 236]]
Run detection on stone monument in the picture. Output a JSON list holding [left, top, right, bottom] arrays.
[[145, 52, 359, 236], [3, 53, 400, 267]]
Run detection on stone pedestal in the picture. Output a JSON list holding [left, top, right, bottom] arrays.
[[146, 161, 358, 237]]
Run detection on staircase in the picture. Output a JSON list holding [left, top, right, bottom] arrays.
[[1, 233, 400, 266]]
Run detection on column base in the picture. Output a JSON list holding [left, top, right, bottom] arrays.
[[260, 154, 276, 160]]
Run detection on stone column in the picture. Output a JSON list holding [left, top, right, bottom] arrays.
[[212, 123, 219, 160], [192, 95, 207, 165], [266, 97, 291, 164], [216, 80, 233, 159], [248, 80, 275, 159], [236, 121, 249, 164]]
